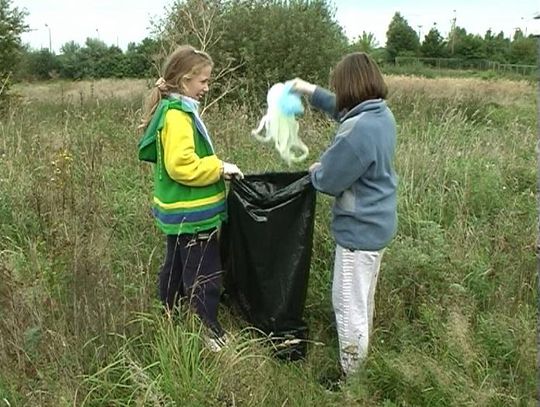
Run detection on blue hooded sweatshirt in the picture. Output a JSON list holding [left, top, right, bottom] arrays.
[[309, 87, 397, 251]]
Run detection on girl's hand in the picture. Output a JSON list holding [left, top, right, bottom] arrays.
[[309, 162, 321, 173], [222, 161, 244, 180], [287, 78, 316, 96]]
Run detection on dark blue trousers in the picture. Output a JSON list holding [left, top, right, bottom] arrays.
[[158, 229, 224, 335]]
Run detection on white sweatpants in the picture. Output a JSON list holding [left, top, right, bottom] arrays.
[[332, 244, 384, 375]]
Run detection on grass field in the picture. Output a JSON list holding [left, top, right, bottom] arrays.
[[0, 75, 537, 406]]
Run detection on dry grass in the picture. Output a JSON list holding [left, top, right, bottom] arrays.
[[12, 78, 150, 103], [1, 74, 536, 406], [12, 75, 535, 106], [386, 75, 534, 106], [446, 308, 476, 367]]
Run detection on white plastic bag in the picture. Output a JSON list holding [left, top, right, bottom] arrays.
[[252, 83, 309, 165]]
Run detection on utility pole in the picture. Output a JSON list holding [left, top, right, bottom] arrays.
[[450, 10, 456, 55], [521, 17, 527, 36], [45, 23, 52, 53]]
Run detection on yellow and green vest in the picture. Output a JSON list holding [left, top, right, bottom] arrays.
[[138, 98, 226, 235]]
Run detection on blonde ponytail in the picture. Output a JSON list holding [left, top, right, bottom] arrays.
[[139, 87, 162, 130]]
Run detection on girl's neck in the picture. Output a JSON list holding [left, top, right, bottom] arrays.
[[169, 92, 197, 104]]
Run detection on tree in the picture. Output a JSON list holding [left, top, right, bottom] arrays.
[[351, 31, 379, 54], [125, 38, 159, 77], [449, 27, 485, 60], [420, 26, 447, 58], [220, 0, 347, 92], [509, 35, 537, 65], [385, 12, 420, 62], [0, 0, 28, 98], [157, 0, 348, 101], [512, 29, 525, 41], [77, 38, 109, 78], [483, 30, 510, 63], [22, 49, 61, 80], [58, 41, 83, 79]]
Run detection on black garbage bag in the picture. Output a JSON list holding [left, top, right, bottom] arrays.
[[221, 172, 316, 360]]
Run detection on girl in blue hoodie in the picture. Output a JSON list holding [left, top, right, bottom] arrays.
[[290, 52, 397, 376]]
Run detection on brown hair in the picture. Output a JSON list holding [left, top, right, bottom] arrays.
[[139, 45, 213, 130], [330, 52, 388, 113]]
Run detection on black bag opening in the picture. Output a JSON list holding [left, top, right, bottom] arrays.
[[221, 172, 316, 361]]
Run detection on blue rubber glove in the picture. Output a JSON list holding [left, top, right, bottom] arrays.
[[278, 82, 305, 116]]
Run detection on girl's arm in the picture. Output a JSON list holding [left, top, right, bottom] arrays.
[[309, 87, 339, 121], [161, 110, 222, 186], [289, 78, 339, 121]]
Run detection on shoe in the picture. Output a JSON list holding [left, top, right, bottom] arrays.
[[204, 332, 231, 352]]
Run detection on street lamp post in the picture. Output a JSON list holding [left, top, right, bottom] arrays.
[[44, 23, 52, 53], [450, 10, 457, 55]]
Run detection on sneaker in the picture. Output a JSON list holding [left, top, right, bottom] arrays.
[[204, 333, 231, 352]]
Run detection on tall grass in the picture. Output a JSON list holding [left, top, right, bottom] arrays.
[[0, 75, 536, 406]]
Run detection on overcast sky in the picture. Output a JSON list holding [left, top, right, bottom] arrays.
[[15, 0, 540, 53]]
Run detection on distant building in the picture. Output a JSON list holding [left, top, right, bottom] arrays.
[[533, 13, 540, 37]]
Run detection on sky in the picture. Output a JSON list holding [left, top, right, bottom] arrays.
[[15, 0, 540, 53]]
